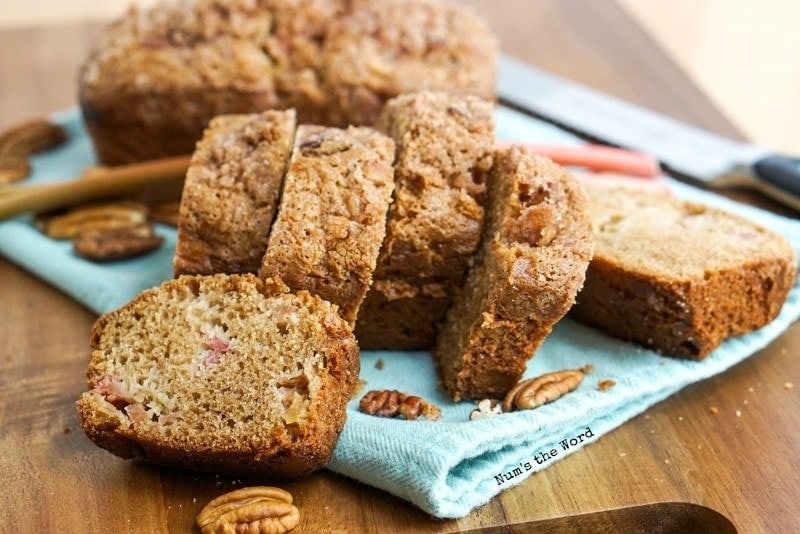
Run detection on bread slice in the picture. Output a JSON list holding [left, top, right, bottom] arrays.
[[259, 124, 395, 326], [572, 187, 797, 359], [174, 110, 296, 276], [76, 274, 360, 478], [433, 147, 594, 400], [354, 91, 495, 349]]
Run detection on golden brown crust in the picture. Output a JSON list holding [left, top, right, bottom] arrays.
[[259, 125, 395, 325], [76, 273, 360, 478], [79, 0, 498, 164], [433, 147, 594, 400], [318, 0, 498, 126], [174, 110, 296, 276], [354, 91, 495, 349], [571, 188, 798, 359]]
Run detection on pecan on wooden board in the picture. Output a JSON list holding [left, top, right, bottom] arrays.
[[197, 486, 300, 534], [502, 367, 591, 412]]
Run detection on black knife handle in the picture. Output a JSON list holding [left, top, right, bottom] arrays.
[[753, 155, 800, 209]]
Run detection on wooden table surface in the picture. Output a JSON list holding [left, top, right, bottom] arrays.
[[1, 1, 798, 532]]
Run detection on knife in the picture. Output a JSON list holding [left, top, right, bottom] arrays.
[[462, 502, 736, 534], [498, 55, 800, 211]]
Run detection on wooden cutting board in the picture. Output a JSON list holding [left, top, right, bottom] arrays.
[[1, 2, 799, 532]]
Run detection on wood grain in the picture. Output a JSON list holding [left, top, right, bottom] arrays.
[[1, 2, 798, 532]]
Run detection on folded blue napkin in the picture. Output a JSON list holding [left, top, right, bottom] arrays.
[[2, 108, 798, 519]]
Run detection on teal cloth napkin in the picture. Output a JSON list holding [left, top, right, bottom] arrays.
[[2, 108, 798, 518]]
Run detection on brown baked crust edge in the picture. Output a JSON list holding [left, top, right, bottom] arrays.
[[572, 252, 797, 359]]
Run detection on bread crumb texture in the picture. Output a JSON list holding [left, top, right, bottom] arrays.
[[77, 274, 359, 478]]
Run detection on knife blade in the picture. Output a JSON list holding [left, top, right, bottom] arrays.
[[498, 54, 800, 211]]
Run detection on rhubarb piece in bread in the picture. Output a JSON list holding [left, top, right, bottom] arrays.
[[259, 125, 395, 325], [354, 91, 495, 349], [79, 0, 498, 164], [433, 147, 594, 401], [77, 274, 359, 478], [572, 188, 797, 359], [174, 110, 295, 276]]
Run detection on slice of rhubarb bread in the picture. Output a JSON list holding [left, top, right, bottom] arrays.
[[259, 124, 395, 325], [433, 147, 594, 400], [572, 187, 797, 359], [77, 273, 360, 478], [174, 110, 295, 276]]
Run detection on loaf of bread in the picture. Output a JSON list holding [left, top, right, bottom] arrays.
[[79, 0, 498, 164], [571, 188, 797, 359], [354, 91, 495, 349], [259, 124, 395, 326], [76, 274, 360, 478], [433, 147, 594, 400], [174, 110, 295, 276]]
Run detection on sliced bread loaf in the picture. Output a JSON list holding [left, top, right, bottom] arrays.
[[433, 147, 594, 400], [76, 274, 360, 478], [79, 0, 498, 165], [572, 187, 797, 359], [174, 110, 296, 276]]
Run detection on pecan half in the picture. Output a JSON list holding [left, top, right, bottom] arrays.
[[359, 389, 440, 420], [0, 118, 67, 183], [72, 223, 163, 262], [502, 367, 589, 412], [0, 118, 67, 157], [35, 201, 149, 239], [197, 486, 300, 534], [0, 155, 31, 184]]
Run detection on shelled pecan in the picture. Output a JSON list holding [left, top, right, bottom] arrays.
[[197, 486, 300, 534], [0, 118, 67, 184], [0, 155, 30, 184], [72, 224, 164, 262], [0, 118, 67, 157], [35, 201, 150, 239], [502, 367, 590, 412], [359, 389, 440, 420]]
